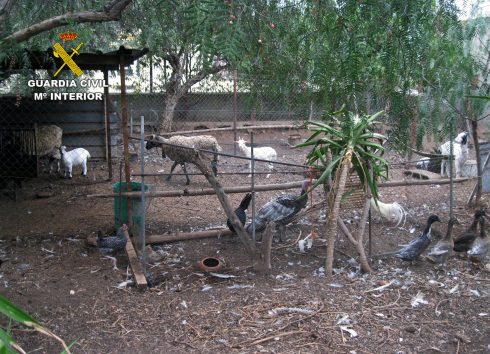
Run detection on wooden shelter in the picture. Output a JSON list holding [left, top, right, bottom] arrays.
[[0, 46, 149, 180]]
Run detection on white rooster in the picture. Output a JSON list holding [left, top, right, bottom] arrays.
[[370, 198, 406, 227]]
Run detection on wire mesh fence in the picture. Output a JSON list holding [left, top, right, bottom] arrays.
[[116, 76, 325, 131], [0, 73, 320, 199]]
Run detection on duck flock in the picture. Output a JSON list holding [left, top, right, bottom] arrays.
[[392, 210, 488, 266]]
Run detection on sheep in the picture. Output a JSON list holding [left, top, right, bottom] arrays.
[[59, 146, 91, 178], [439, 131, 468, 178], [236, 137, 277, 177], [146, 134, 221, 185]]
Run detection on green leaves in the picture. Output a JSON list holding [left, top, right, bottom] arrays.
[[297, 109, 388, 200], [0, 294, 72, 354], [0, 295, 38, 325]]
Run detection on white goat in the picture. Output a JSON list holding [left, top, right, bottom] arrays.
[[60, 146, 91, 178], [439, 131, 468, 178], [236, 137, 277, 177]]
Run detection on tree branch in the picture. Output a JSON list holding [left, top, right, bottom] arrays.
[[4, 0, 132, 43], [0, 0, 15, 36], [180, 61, 229, 94]]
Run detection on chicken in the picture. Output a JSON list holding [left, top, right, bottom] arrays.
[[227, 193, 252, 232], [246, 180, 310, 242], [395, 214, 440, 262], [97, 224, 128, 270], [454, 210, 486, 252], [468, 214, 489, 263], [427, 217, 457, 264]]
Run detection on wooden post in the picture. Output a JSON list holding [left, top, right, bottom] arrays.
[[103, 69, 113, 180], [120, 52, 133, 228], [257, 222, 273, 273]]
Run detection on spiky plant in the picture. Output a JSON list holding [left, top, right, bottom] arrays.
[[297, 109, 388, 279]]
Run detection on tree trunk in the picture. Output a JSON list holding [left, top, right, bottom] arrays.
[[158, 94, 179, 133], [325, 151, 352, 280], [355, 197, 373, 273]]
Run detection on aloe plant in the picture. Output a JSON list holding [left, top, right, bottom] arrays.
[[0, 295, 72, 354], [297, 109, 388, 279]]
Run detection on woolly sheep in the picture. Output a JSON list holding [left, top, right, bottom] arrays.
[[59, 146, 91, 178], [439, 131, 468, 178], [236, 137, 277, 177], [18, 125, 62, 174], [146, 134, 221, 185]]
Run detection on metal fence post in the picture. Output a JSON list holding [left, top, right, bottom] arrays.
[[251, 131, 256, 243], [140, 116, 146, 271]]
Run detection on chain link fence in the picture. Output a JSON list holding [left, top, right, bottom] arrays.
[[119, 76, 324, 131], [0, 73, 321, 198]]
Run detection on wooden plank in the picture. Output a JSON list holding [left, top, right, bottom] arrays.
[[146, 229, 233, 244], [123, 228, 147, 290], [165, 124, 305, 136], [62, 134, 119, 146], [403, 169, 442, 180], [67, 146, 116, 159], [10, 100, 105, 113]]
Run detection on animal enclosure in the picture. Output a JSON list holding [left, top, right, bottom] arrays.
[[0, 128, 488, 353]]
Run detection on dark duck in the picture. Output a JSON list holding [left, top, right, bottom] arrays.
[[395, 214, 440, 262], [227, 193, 252, 233], [427, 217, 457, 264], [97, 224, 128, 270], [246, 180, 310, 242], [468, 214, 489, 263], [453, 210, 486, 253]]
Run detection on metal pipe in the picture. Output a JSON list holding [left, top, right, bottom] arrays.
[[140, 116, 146, 270], [118, 159, 123, 227], [88, 177, 469, 199], [449, 119, 454, 219], [130, 111, 133, 136], [132, 170, 305, 177], [251, 131, 256, 243], [233, 70, 238, 156]]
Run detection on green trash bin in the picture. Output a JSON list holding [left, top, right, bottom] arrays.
[[114, 182, 149, 229]]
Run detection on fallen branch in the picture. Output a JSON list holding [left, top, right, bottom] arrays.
[[236, 330, 309, 348], [146, 229, 233, 244]]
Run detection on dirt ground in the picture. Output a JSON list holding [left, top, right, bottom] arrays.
[[0, 129, 489, 354]]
